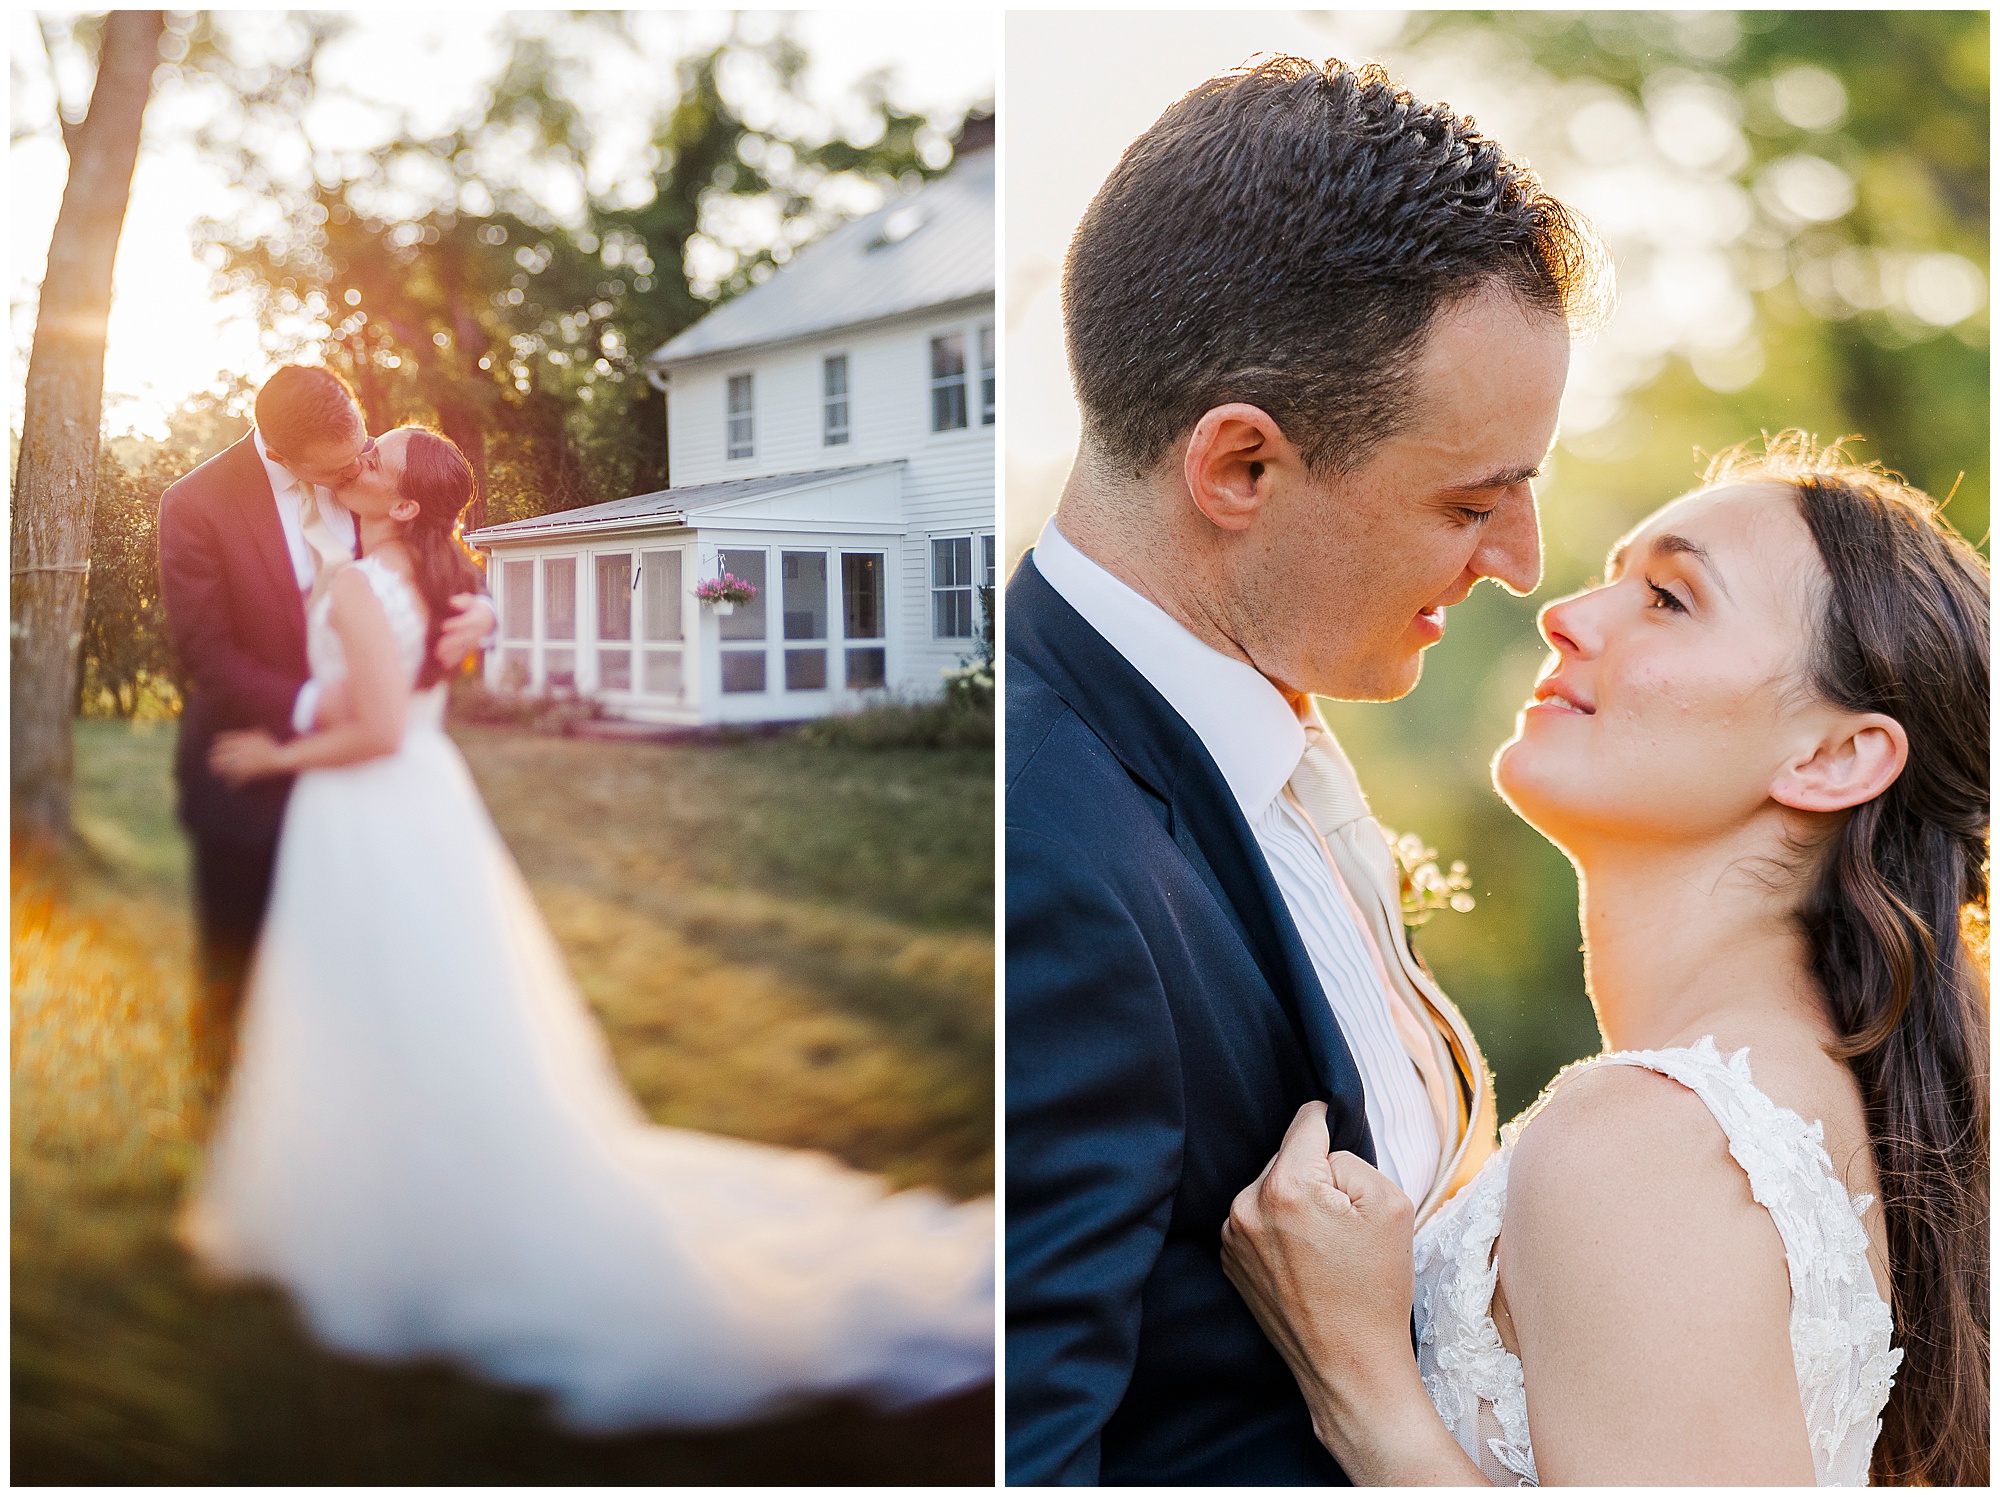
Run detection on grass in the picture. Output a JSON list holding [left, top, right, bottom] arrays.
[[12, 717, 994, 1484]]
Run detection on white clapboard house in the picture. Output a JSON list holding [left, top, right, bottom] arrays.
[[465, 142, 995, 726]]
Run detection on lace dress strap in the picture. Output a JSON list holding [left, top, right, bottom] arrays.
[[307, 556, 431, 694], [1585, 1037, 1901, 1486]]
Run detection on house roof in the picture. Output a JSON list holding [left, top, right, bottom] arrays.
[[464, 461, 904, 544], [644, 147, 994, 369]]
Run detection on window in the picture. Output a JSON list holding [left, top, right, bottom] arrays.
[[842, 553, 885, 640], [782, 550, 828, 693], [823, 355, 850, 446], [502, 559, 533, 640], [596, 553, 633, 640], [543, 557, 576, 640], [718, 547, 767, 694], [842, 552, 887, 691], [544, 648, 575, 691], [930, 332, 967, 432], [716, 549, 767, 640], [643, 651, 684, 696], [978, 324, 995, 426], [721, 653, 766, 693], [845, 648, 887, 690], [500, 648, 531, 691], [982, 533, 997, 631], [640, 548, 684, 699], [726, 372, 754, 460], [932, 536, 975, 638], [641, 549, 683, 642], [785, 650, 827, 691], [595, 553, 632, 691], [782, 552, 828, 641]]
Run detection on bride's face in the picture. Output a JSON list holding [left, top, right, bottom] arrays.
[[1493, 482, 1832, 853], [336, 428, 415, 520]]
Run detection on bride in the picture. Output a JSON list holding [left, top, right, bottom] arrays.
[[185, 426, 993, 1432], [1218, 437, 1988, 1485]]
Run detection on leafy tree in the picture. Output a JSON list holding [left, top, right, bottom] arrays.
[[184, 15, 966, 533]]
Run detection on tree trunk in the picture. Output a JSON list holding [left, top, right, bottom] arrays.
[[11, 11, 165, 853]]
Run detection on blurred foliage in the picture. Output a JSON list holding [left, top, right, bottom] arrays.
[[79, 380, 255, 719], [1319, 10, 1989, 1120], [166, 13, 968, 532]]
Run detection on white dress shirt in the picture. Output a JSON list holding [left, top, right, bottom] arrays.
[[254, 428, 357, 733], [1033, 518, 1440, 1199]]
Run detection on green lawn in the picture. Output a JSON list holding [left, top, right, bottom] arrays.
[[12, 717, 994, 1484]]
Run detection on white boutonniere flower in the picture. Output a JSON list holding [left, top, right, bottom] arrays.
[[1381, 825, 1475, 931]]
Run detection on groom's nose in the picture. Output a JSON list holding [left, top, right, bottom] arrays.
[[1469, 483, 1542, 597]]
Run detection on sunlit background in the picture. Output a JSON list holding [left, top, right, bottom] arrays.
[[12, 9, 994, 439], [1006, 10, 1989, 1115]]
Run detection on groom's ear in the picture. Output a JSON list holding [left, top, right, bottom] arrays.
[[1182, 404, 1295, 533], [1769, 711, 1908, 814]]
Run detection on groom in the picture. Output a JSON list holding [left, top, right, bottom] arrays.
[[157, 365, 493, 1111], [1006, 59, 1606, 1484]]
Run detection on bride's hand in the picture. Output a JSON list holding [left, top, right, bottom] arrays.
[[210, 729, 290, 785], [1221, 1103, 1431, 1462]]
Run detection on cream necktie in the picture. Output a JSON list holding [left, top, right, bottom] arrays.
[[1286, 729, 1457, 1153], [297, 483, 355, 595]]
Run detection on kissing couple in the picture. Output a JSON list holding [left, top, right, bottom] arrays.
[[156, 366, 992, 1431], [1006, 59, 1987, 1486]]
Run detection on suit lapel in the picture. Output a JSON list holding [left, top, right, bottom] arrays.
[[221, 435, 308, 652], [1008, 555, 1376, 1161]]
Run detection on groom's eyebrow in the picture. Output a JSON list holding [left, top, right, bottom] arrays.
[[1452, 461, 1544, 493]]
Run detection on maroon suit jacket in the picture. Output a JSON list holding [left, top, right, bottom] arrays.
[[158, 434, 313, 847]]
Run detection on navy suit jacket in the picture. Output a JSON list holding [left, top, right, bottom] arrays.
[[1005, 554, 1375, 1486], [158, 435, 315, 848]]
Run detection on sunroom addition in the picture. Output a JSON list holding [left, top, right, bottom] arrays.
[[469, 462, 909, 726]]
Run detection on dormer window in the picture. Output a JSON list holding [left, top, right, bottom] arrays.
[[726, 372, 754, 460], [930, 333, 967, 432], [823, 355, 850, 446], [870, 204, 930, 250]]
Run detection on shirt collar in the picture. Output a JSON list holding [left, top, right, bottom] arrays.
[[1034, 517, 1306, 821], [251, 427, 299, 499]]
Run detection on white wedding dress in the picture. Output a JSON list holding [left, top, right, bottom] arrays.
[[1412, 1037, 1900, 1486], [180, 557, 994, 1431]]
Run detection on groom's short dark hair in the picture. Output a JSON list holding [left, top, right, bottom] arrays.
[[254, 365, 364, 454], [1062, 57, 1608, 477]]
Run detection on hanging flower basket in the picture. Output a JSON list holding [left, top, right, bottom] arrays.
[[696, 573, 757, 614]]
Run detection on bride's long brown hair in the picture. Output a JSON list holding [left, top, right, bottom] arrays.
[[391, 429, 485, 689], [1707, 434, 1989, 1486]]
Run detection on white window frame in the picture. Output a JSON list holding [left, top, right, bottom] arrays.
[[822, 352, 851, 447], [930, 531, 994, 641], [928, 330, 968, 434], [726, 371, 754, 460]]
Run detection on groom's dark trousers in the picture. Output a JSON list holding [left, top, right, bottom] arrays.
[[1006, 554, 1376, 1486], [158, 436, 314, 1100]]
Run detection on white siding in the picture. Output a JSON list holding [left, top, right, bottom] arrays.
[[664, 296, 994, 698]]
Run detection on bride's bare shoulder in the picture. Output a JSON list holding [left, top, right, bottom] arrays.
[[1496, 1060, 1810, 1482], [1504, 1060, 1764, 1251]]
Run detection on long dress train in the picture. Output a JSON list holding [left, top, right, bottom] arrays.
[[179, 557, 993, 1431]]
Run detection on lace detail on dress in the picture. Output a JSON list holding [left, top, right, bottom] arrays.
[[1411, 1036, 1900, 1487], [306, 557, 428, 691]]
